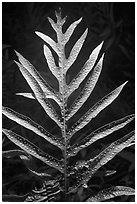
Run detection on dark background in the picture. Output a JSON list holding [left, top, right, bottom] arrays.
[[2, 2, 135, 202]]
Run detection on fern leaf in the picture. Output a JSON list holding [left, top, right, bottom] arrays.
[[65, 42, 103, 98], [43, 44, 61, 81], [16, 92, 61, 101], [63, 17, 82, 44], [35, 31, 59, 55], [14, 61, 62, 127], [68, 114, 134, 157], [15, 51, 61, 106], [19, 154, 52, 177], [65, 29, 88, 72], [28, 168, 51, 178], [2, 106, 64, 149], [48, 17, 59, 33], [2, 129, 64, 173], [2, 149, 27, 158], [16, 92, 35, 99], [66, 55, 104, 120], [67, 81, 128, 138], [86, 186, 135, 202], [69, 131, 134, 192]]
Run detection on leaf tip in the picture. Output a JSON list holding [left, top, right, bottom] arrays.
[[124, 80, 128, 86], [121, 81, 128, 89], [101, 53, 105, 61], [14, 50, 20, 57], [14, 60, 21, 67], [35, 31, 41, 38], [99, 41, 104, 49], [14, 51, 24, 64], [35, 31, 39, 35], [85, 28, 88, 35], [78, 17, 83, 24]]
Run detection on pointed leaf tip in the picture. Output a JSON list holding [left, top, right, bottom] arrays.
[[14, 60, 21, 68], [35, 31, 39, 36], [123, 81, 128, 86], [14, 50, 19, 56], [14, 50, 20, 56], [77, 17, 83, 24], [118, 81, 128, 92]]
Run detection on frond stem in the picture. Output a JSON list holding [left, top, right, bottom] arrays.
[[58, 40, 68, 199]]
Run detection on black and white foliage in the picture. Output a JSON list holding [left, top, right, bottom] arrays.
[[2, 8, 135, 202]]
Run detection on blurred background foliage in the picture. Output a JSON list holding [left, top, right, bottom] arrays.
[[2, 2, 135, 201]]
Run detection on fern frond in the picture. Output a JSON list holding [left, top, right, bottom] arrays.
[[65, 29, 88, 72], [65, 42, 103, 98], [14, 61, 62, 127], [2, 129, 64, 173], [69, 131, 134, 192], [86, 186, 135, 202], [66, 54, 104, 120], [15, 51, 61, 106], [2, 9, 134, 201], [68, 114, 134, 157], [2, 106, 64, 149], [67, 81, 128, 138]]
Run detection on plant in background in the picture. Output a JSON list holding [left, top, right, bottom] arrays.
[[2, 9, 135, 202]]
